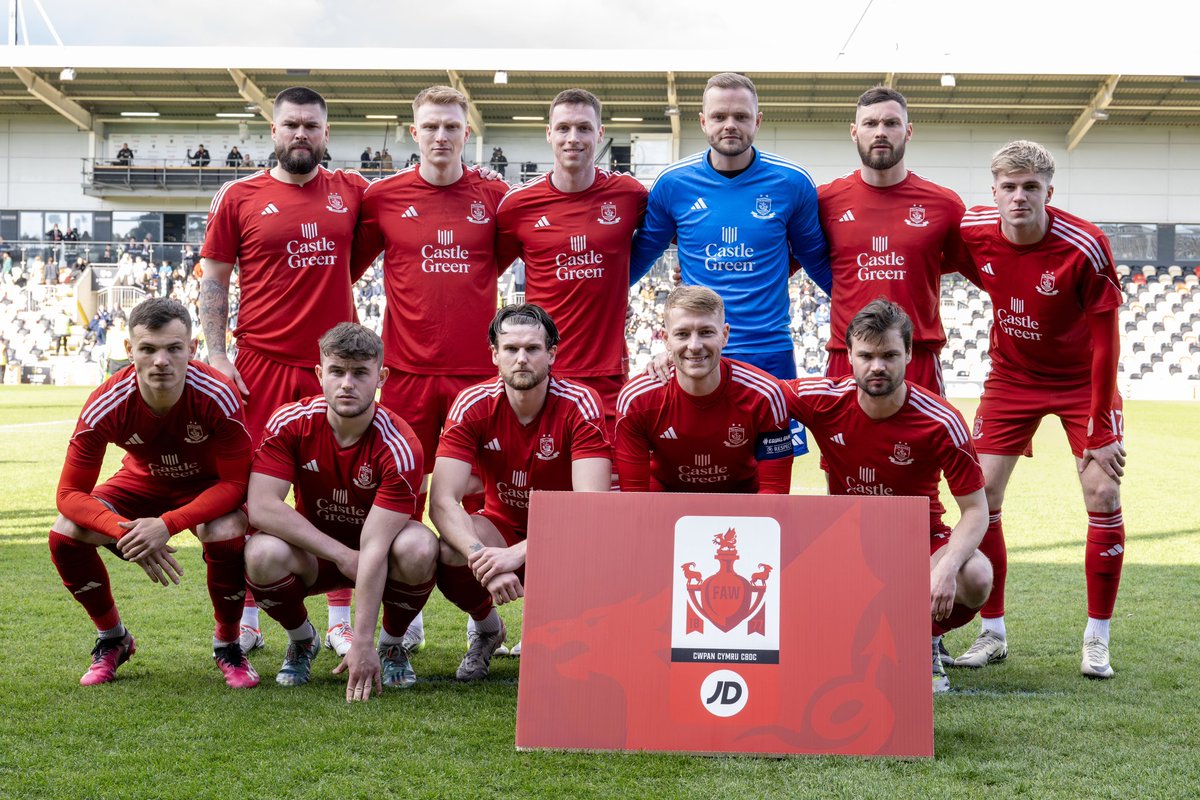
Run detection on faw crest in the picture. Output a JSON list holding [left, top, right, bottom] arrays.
[[326, 192, 348, 214], [904, 204, 928, 227], [467, 200, 490, 224], [680, 528, 772, 635], [597, 201, 621, 225]]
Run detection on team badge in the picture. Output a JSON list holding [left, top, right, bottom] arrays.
[[724, 424, 747, 447], [184, 421, 208, 444], [536, 434, 560, 460], [467, 200, 490, 224], [751, 194, 775, 220], [904, 204, 928, 227], [597, 201, 621, 225], [888, 442, 914, 465], [326, 192, 348, 214], [1036, 271, 1059, 296], [972, 416, 984, 440], [353, 464, 377, 489]]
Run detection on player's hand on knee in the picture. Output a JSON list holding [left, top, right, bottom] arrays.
[[135, 545, 183, 586], [929, 562, 958, 621], [117, 517, 171, 560], [469, 546, 523, 585], [1081, 440, 1126, 483], [486, 572, 523, 605]]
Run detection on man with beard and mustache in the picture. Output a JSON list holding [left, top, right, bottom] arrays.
[[200, 86, 367, 659], [244, 323, 437, 696], [818, 86, 973, 395], [630, 72, 830, 457], [779, 299, 991, 694], [429, 304, 611, 681]]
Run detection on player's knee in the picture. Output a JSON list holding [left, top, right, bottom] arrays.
[[389, 522, 438, 581], [958, 551, 993, 607], [1083, 480, 1121, 514], [50, 514, 86, 540], [195, 510, 247, 543], [243, 534, 290, 582]]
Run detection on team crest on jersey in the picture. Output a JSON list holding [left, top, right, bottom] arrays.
[[353, 464, 377, 489], [184, 421, 208, 444], [1036, 271, 1060, 296], [724, 424, 747, 447], [904, 204, 929, 227], [751, 194, 775, 220], [597, 201, 621, 225], [888, 441, 914, 465], [536, 434, 560, 461], [467, 200, 490, 224], [326, 193, 348, 214], [972, 416, 984, 440]]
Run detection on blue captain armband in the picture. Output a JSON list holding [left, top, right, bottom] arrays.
[[755, 430, 793, 460]]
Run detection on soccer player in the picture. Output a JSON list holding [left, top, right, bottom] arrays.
[[244, 323, 436, 696], [629, 72, 830, 399], [200, 86, 366, 655], [955, 141, 1126, 678], [49, 297, 258, 688], [615, 285, 792, 493], [781, 299, 992, 693], [819, 86, 971, 394], [429, 304, 611, 678], [495, 89, 647, 431]]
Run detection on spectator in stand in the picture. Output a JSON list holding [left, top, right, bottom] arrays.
[[489, 147, 508, 178], [115, 143, 134, 166], [242, 152, 255, 168], [53, 310, 71, 355], [0, 336, 7, 384], [360, 146, 373, 170], [99, 245, 114, 263], [226, 147, 243, 167], [189, 145, 211, 167], [321, 151, 331, 168], [378, 148, 394, 171]]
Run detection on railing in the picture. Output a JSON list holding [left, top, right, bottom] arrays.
[[2, 239, 198, 269], [99, 285, 147, 313]]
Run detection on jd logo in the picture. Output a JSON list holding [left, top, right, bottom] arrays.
[[700, 669, 749, 717]]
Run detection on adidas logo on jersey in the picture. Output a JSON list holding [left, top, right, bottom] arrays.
[[302, 459, 319, 472], [261, 203, 280, 216], [690, 198, 708, 212], [838, 210, 855, 222], [484, 438, 502, 451], [124, 433, 144, 445], [981, 262, 995, 275], [831, 433, 845, 445], [533, 216, 551, 228], [659, 427, 678, 440], [402, 206, 419, 218]]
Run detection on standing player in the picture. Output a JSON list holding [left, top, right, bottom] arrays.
[[244, 324, 437, 696], [496, 89, 647, 432], [615, 286, 792, 493], [429, 304, 611, 679], [819, 86, 971, 393], [200, 86, 365, 655], [955, 141, 1126, 678], [781, 299, 992, 692], [49, 298, 258, 688]]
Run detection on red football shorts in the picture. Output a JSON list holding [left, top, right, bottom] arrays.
[[972, 371, 1124, 458], [380, 370, 492, 472], [825, 345, 945, 397], [93, 471, 223, 536], [234, 346, 320, 445]]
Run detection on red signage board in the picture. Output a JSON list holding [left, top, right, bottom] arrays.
[[516, 492, 932, 758]]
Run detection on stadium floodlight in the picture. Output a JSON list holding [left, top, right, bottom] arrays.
[[940, 73, 956, 88], [611, 117, 644, 122], [494, 71, 508, 84], [512, 116, 543, 121], [215, 112, 255, 118], [365, 114, 398, 120], [59, 68, 76, 81], [244, 103, 259, 113], [120, 111, 160, 117]]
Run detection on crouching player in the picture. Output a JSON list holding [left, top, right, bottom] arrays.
[[781, 299, 992, 692], [430, 304, 611, 679], [50, 297, 258, 688], [615, 286, 792, 493], [244, 323, 437, 700]]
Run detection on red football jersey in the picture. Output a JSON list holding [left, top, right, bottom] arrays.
[[59, 362, 251, 538], [201, 167, 369, 367], [614, 358, 792, 493], [354, 166, 510, 374], [496, 169, 647, 377], [960, 205, 1124, 384], [436, 376, 611, 535], [819, 170, 969, 352], [783, 377, 983, 533], [252, 397, 423, 547]]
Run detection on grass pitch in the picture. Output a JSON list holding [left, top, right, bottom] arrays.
[[1, 386, 1197, 799]]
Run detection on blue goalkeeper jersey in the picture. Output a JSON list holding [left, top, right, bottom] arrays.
[[630, 148, 831, 355]]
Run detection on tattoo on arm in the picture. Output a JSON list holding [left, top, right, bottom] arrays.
[[198, 277, 229, 356], [468, 542, 483, 554]]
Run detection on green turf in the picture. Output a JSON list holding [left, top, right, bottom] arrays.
[[1, 385, 1198, 799]]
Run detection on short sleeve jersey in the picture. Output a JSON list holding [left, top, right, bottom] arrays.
[[959, 205, 1124, 384], [436, 376, 611, 534], [67, 362, 250, 486], [614, 358, 791, 492], [252, 397, 423, 547], [818, 170, 969, 352], [782, 378, 983, 533], [201, 167, 369, 367], [496, 169, 647, 377], [354, 167, 509, 374]]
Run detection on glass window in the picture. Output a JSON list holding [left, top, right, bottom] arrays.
[[186, 213, 208, 244], [68, 213, 95, 239], [112, 212, 163, 243], [1175, 225, 1200, 261], [1097, 223, 1156, 261], [18, 211, 43, 240]]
